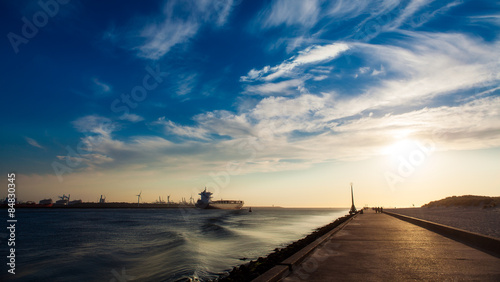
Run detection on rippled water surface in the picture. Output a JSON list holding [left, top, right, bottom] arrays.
[[3, 207, 348, 281]]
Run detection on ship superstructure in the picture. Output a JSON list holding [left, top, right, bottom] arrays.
[[195, 188, 243, 210]]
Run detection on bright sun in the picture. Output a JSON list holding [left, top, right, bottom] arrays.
[[382, 139, 419, 157]]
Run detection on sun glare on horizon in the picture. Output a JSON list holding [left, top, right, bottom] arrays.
[[382, 139, 420, 158]]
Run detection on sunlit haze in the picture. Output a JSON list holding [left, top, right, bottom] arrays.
[[1, 0, 499, 207]]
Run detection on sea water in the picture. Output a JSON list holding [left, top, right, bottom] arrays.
[[1, 207, 347, 281]]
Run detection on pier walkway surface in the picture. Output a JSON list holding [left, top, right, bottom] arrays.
[[281, 209, 500, 281]]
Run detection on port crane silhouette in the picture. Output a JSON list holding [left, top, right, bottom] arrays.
[[156, 196, 165, 204], [59, 194, 70, 202]]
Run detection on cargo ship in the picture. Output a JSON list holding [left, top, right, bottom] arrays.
[[195, 188, 243, 209]]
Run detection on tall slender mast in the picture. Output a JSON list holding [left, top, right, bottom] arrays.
[[349, 182, 357, 215]]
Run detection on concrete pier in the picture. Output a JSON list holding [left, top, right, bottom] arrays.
[[274, 209, 500, 281]]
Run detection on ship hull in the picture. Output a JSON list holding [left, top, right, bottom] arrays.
[[195, 201, 244, 210], [207, 202, 243, 210]]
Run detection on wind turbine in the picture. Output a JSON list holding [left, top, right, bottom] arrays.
[[136, 190, 142, 207]]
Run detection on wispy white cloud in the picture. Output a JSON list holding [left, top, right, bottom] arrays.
[[25, 137, 44, 149], [387, 0, 434, 30], [329, 0, 401, 22], [254, 0, 462, 55], [346, 0, 462, 43], [354, 65, 386, 79], [312, 75, 328, 81], [194, 110, 255, 138], [119, 113, 144, 123], [57, 153, 114, 168], [73, 77, 113, 99], [309, 66, 333, 74], [254, 0, 404, 52], [239, 29, 500, 148], [257, 0, 323, 29], [295, 43, 350, 64], [469, 14, 500, 26], [371, 65, 385, 76], [92, 78, 111, 93], [111, 94, 500, 174], [65, 89, 500, 177], [175, 73, 197, 96], [244, 79, 304, 96], [54, 115, 120, 171], [328, 0, 372, 20], [357, 66, 370, 76], [72, 115, 117, 137], [241, 43, 349, 82], [335, 96, 500, 151], [153, 117, 211, 141], [108, 0, 235, 60], [405, 1, 462, 28], [136, 19, 198, 60], [347, 31, 500, 111]]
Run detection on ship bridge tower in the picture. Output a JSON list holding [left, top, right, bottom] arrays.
[[198, 187, 213, 204]]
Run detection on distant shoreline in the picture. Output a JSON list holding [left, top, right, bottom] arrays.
[[0, 203, 349, 210], [1, 204, 350, 209], [1, 202, 196, 209]]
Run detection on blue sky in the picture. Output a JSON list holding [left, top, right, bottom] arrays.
[[1, 0, 499, 206]]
